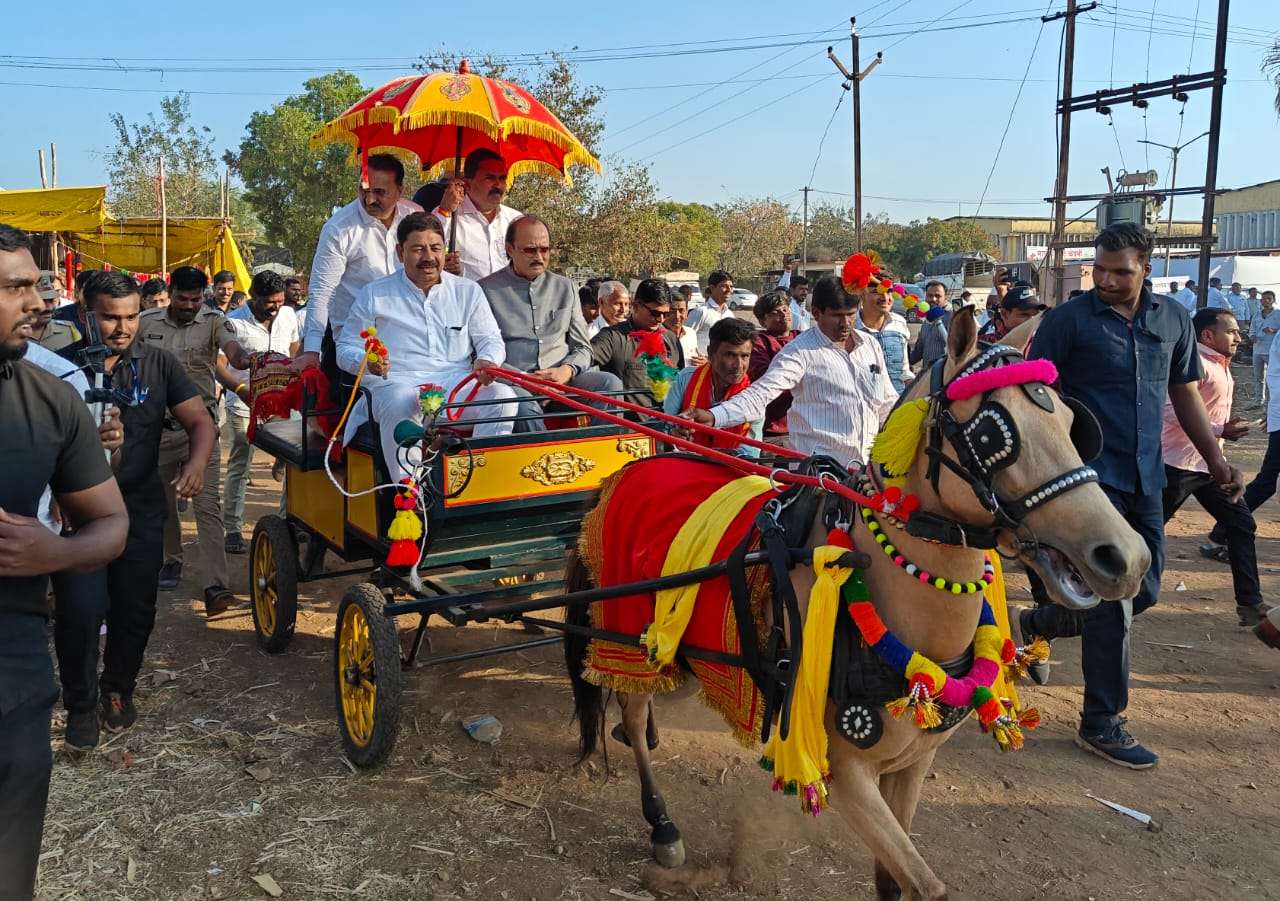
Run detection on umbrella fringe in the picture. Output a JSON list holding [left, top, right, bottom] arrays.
[[497, 118, 602, 174], [310, 111, 368, 149], [397, 109, 501, 142]]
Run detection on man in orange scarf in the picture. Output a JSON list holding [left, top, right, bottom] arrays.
[[664, 316, 761, 456]]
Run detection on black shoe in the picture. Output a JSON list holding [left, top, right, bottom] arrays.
[[65, 709, 99, 751], [157, 559, 182, 591], [1017, 609, 1051, 686], [100, 692, 137, 734], [224, 532, 248, 554], [1238, 603, 1271, 628], [1255, 615, 1280, 650], [1075, 719, 1158, 769], [1199, 542, 1230, 564], [204, 585, 238, 618]]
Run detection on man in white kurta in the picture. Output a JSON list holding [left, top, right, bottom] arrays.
[[336, 214, 517, 481]]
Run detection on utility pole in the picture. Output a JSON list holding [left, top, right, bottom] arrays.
[[158, 157, 168, 278], [49, 143, 57, 188], [37, 148, 47, 189], [828, 17, 881, 252], [801, 186, 810, 277], [1138, 131, 1209, 275], [1197, 0, 1230, 303], [1048, 0, 1080, 306]]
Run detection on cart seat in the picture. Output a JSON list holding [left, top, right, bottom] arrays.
[[254, 416, 330, 470]]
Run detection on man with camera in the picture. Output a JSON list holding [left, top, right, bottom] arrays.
[[0, 224, 129, 897]]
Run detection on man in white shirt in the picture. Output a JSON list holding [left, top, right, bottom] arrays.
[[687, 270, 737, 354], [664, 288, 702, 366], [682, 274, 898, 467], [1206, 277, 1229, 311], [298, 154, 422, 368], [788, 276, 813, 332], [337, 213, 516, 481], [221, 271, 300, 545], [1172, 280, 1198, 313], [589, 281, 630, 338], [434, 149, 523, 282]]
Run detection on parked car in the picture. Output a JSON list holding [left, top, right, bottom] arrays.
[[728, 287, 758, 310], [666, 281, 704, 306]]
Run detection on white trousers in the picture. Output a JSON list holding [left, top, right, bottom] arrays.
[[368, 380, 517, 481]]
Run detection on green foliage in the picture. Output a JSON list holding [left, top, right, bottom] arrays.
[[106, 93, 220, 219], [228, 72, 369, 272], [656, 202, 723, 273], [1267, 39, 1280, 115], [713, 198, 802, 280], [890, 218, 997, 278]]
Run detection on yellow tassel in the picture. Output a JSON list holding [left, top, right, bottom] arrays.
[[1008, 637, 1051, 681], [761, 546, 851, 816], [387, 509, 422, 542], [886, 679, 942, 730], [991, 718, 1025, 752], [871, 398, 929, 477]]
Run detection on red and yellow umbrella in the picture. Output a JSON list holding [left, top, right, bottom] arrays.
[[311, 60, 601, 186]]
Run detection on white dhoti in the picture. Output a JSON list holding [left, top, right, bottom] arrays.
[[345, 375, 518, 481]]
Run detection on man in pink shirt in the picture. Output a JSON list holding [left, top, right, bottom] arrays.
[[1160, 307, 1270, 627]]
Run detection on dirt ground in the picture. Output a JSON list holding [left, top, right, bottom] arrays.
[[37, 367, 1280, 901]]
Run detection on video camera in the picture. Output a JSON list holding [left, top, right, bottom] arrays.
[[76, 311, 140, 414]]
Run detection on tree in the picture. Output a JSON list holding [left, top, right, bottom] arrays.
[[890, 218, 997, 278], [1267, 39, 1280, 115], [713, 198, 802, 280], [656, 202, 723, 273], [229, 72, 369, 272], [106, 93, 223, 219], [803, 203, 859, 262]]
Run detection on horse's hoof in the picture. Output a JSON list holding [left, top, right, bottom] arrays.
[[652, 838, 686, 868]]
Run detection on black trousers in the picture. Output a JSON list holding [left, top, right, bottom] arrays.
[[1164, 465, 1262, 607], [100, 528, 165, 697], [1024, 484, 1165, 731], [52, 567, 109, 712], [0, 619, 57, 900], [1210, 427, 1280, 546]]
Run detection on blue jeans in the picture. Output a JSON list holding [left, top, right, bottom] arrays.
[[1025, 485, 1165, 731]]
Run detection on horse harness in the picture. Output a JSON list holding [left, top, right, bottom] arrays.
[[714, 344, 1105, 750]]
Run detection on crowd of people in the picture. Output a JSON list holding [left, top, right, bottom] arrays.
[[2, 150, 1279, 895]]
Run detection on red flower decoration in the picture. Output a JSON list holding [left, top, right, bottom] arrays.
[[826, 528, 853, 550], [842, 253, 878, 290], [870, 486, 920, 521], [632, 329, 668, 358]]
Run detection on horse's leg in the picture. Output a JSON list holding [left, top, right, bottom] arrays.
[[829, 764, 947, 901], [619, 692, 685, 867], [873, 750, 939, 901]]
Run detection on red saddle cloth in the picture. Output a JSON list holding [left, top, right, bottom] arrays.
[[578, 456, 779, 744], [246, 353, 339, 443]]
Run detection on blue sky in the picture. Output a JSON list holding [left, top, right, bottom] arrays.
[[2, 0, 1276, 228]]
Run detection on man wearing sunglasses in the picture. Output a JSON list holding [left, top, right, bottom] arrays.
[[479, 216, 622, 430]]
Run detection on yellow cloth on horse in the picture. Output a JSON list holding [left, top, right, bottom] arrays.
[[761, 545, 852, 816], [642, 475, 775, 667], [983, 555, 1023, 715]]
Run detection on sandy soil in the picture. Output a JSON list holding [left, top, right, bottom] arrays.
[[36, 366, 1280, 901]]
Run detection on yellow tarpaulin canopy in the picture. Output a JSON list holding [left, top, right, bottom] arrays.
[[0, 186, 110, 232], [73, 218, 251, 291]]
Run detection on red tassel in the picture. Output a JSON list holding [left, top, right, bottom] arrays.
[[975, 697, 1003, 726], [386, 539, 419, 567], [826, 528, 853, 550], [1000, 638, 1017, 665]]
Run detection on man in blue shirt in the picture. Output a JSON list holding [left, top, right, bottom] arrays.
[[1023, 223, 1242, 769]]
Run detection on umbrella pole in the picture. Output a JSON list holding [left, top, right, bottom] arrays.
[[447, 126, 462, 254]]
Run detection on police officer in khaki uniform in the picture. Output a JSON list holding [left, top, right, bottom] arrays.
[[137, 266, 241, 611], [33, 271, 81, 353]]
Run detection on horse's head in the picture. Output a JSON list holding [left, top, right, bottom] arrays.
[[882, 307, 1149, 608]]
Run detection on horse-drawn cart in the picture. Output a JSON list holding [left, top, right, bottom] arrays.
[[248, 387, 660, 767]]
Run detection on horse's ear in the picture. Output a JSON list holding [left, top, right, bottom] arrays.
[[946, 305, 979, 366]]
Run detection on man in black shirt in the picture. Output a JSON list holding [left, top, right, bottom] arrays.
[[61, 271, 217, 740], [590, 277, 684, 407], [0, 224, 128, 897]]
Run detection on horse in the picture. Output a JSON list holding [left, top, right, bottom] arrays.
[[563, 309, 1151, 899]]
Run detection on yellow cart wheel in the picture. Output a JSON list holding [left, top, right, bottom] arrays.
[[249, 515, 299, 654], [334, 583, 402, 768]]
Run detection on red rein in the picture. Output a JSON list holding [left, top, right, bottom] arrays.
[[446, 368, 877, 509]]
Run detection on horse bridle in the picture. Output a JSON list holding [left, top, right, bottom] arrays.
[[902, 343, 1102, 550]]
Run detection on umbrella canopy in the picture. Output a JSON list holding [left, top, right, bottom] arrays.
[[312, 61, 601, 185]]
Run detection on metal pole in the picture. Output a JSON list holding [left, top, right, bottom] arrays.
[[37, 148, 47, 189], [50, 143, 57, 187], [801, 186, 810, 276], [1165, 148, 1179, 275], [159, 157, 168, 278], [851, 17, 863, 252], [1197, 0, 1230, 307], [1049, 0, 1078, 306]]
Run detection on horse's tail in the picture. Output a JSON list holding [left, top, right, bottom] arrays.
[[564, 548, 603, 762]]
